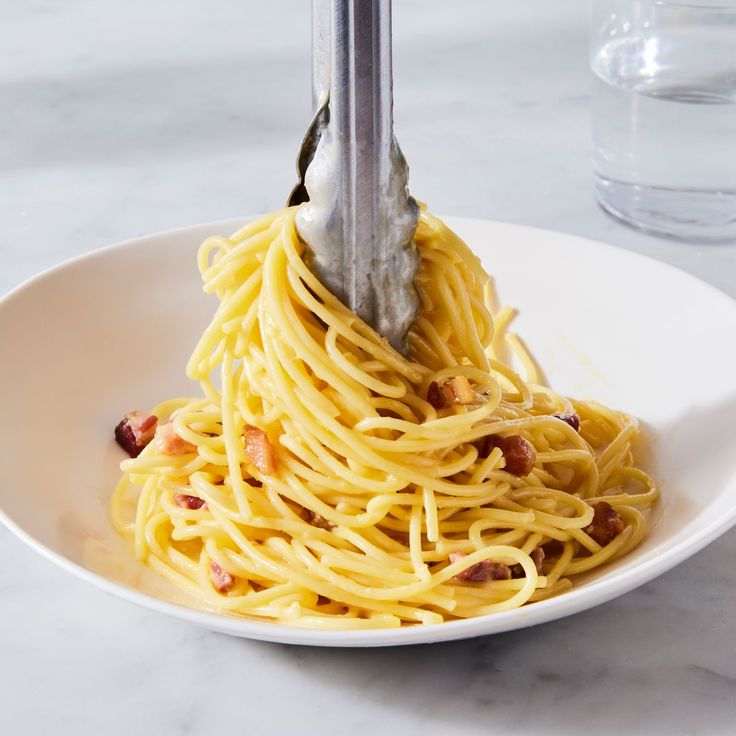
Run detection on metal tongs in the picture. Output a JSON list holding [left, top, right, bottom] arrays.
[[288, 0, 419, 353]]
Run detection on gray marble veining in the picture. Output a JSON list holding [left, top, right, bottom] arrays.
[[1, 2, 735, 735]]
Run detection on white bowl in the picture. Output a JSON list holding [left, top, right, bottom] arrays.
[[1, 217, 735, 647]]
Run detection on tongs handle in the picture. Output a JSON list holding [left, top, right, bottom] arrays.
[[311, 0, 331, 108], [296, 0, 419, 352]]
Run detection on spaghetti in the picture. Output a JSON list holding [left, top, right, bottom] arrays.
[[111, 206, 657, 629]]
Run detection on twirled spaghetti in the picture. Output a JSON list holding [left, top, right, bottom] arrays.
[[111, 207, 657, 629]]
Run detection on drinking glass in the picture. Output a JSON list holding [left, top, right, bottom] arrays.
[[591, 0, 736, 241]]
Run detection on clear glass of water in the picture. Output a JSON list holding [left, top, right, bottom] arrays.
[[591, 0, 736, 241]]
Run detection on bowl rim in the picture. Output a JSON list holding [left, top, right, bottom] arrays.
[[1, 215, 735, 647]]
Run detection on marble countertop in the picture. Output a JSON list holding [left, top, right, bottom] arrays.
[[2, 1, 735, 734]]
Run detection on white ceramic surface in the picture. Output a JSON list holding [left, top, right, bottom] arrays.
[[1, 216, 735, 647]]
